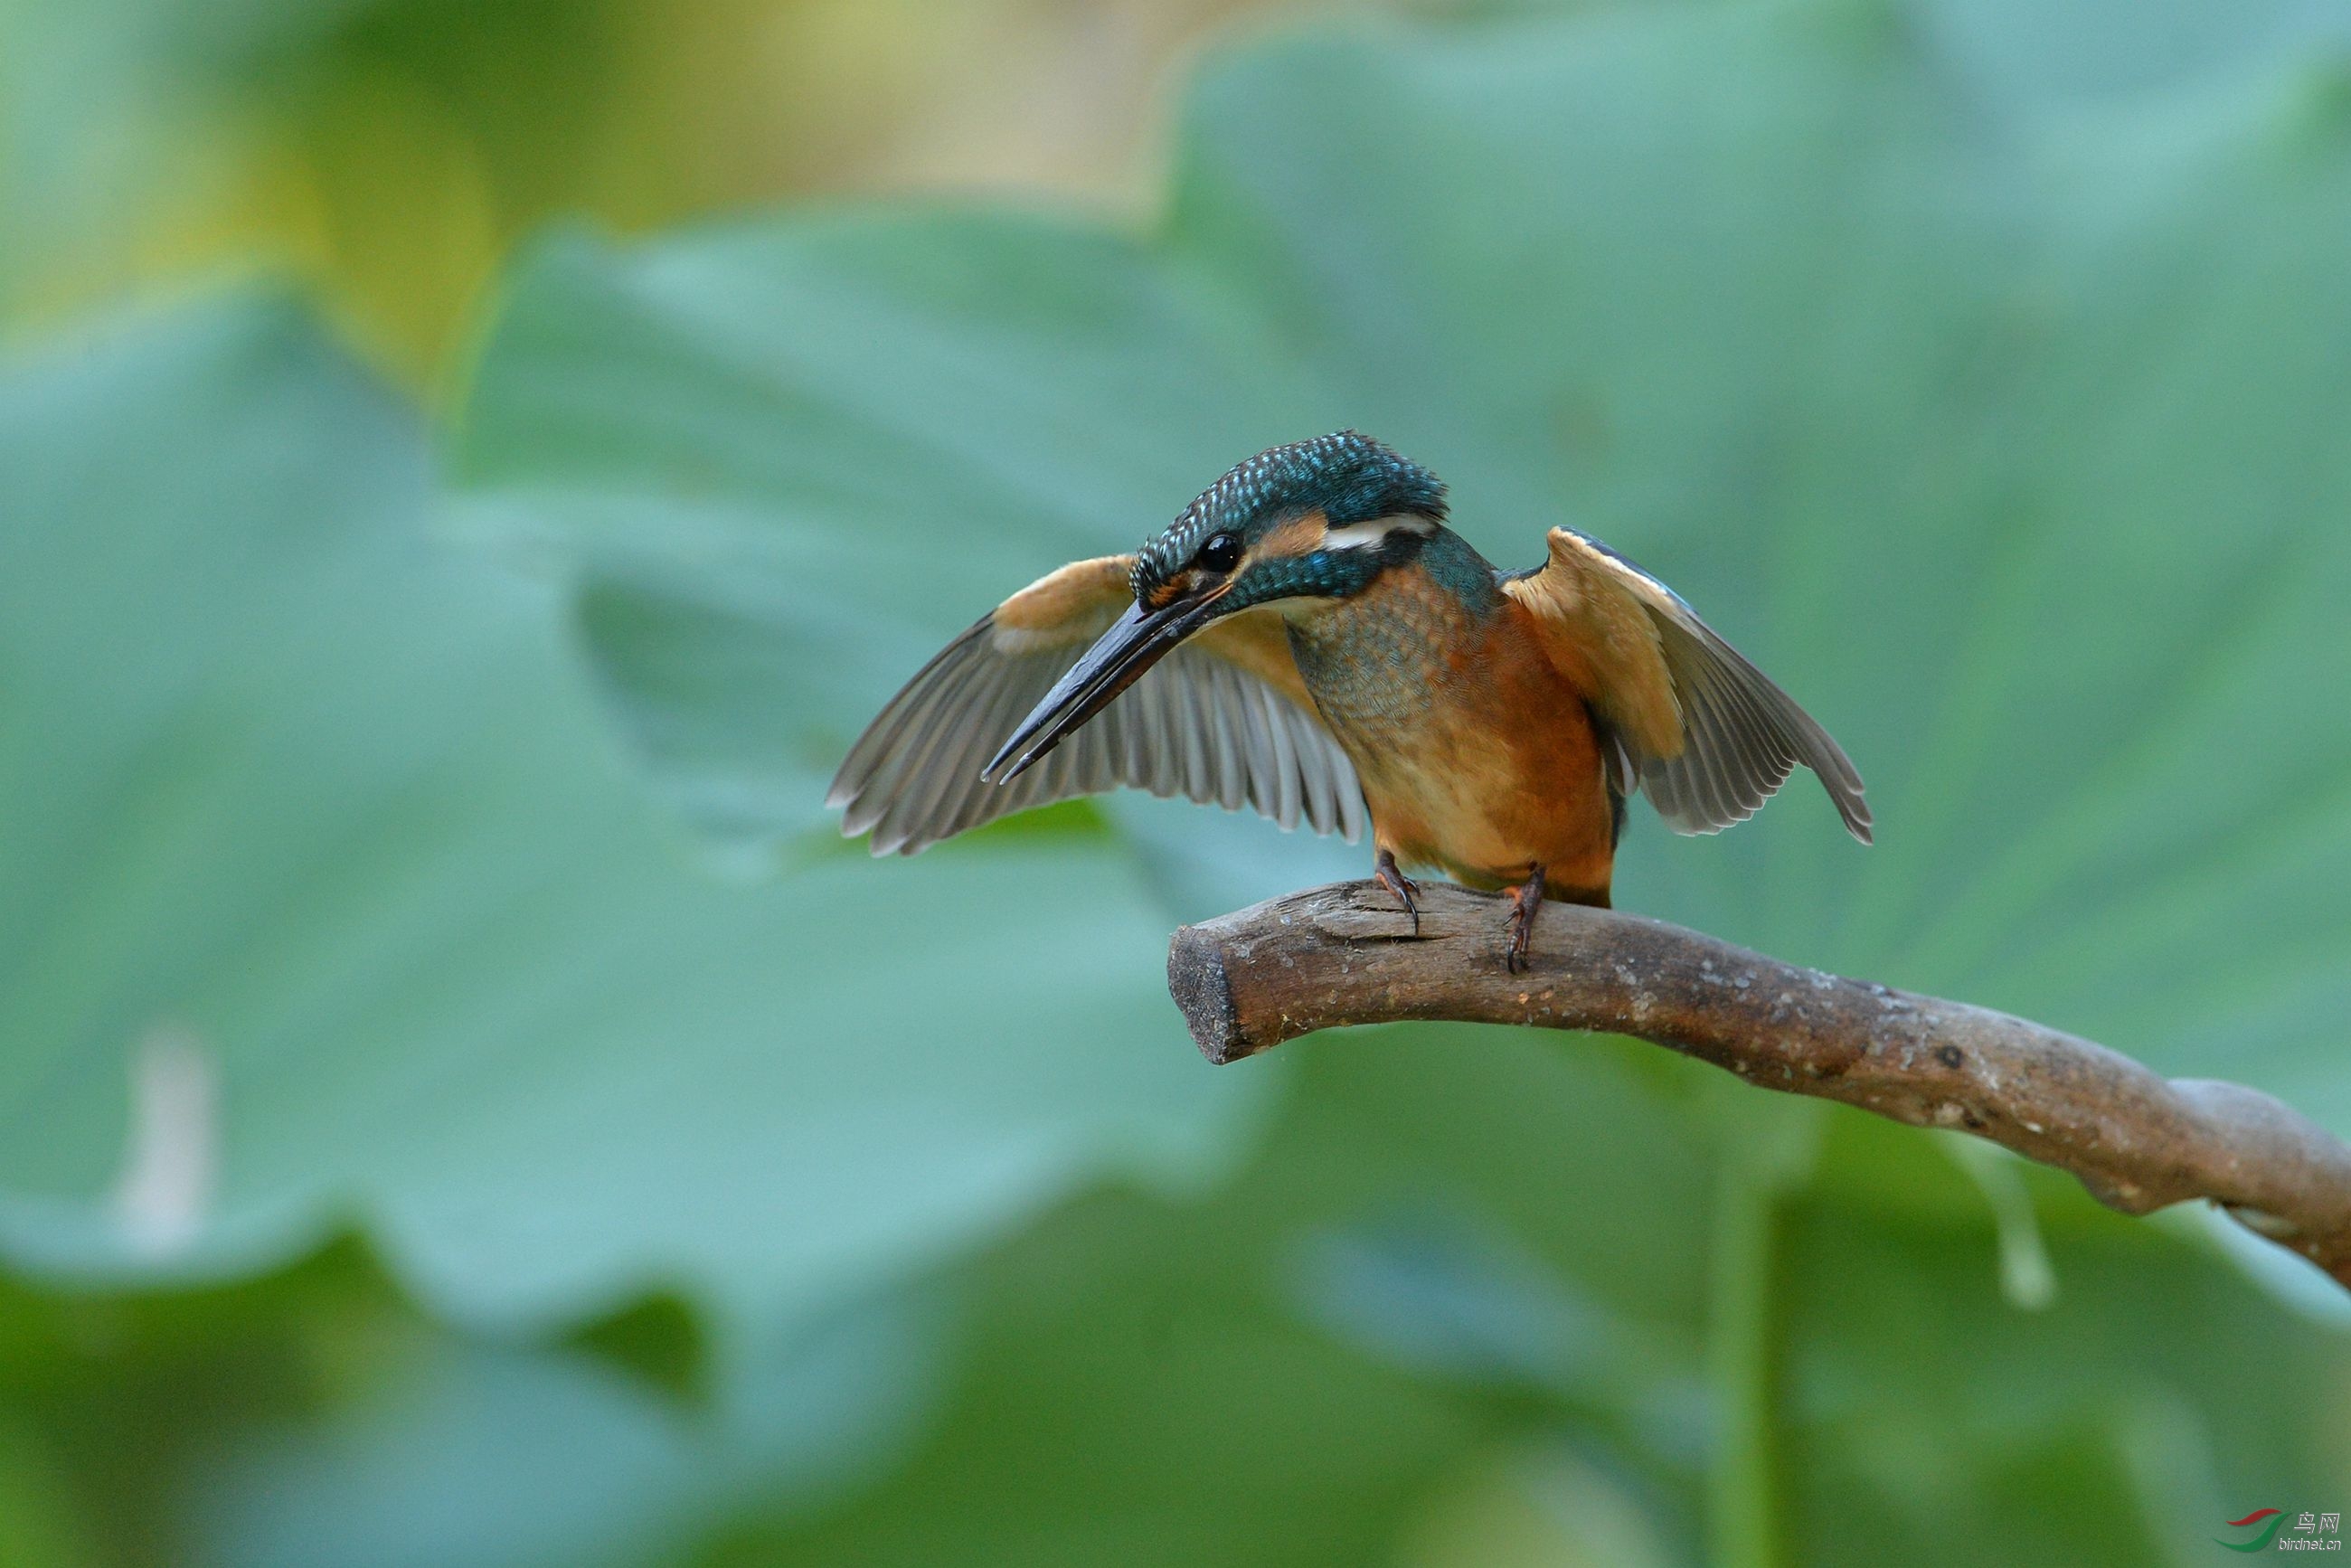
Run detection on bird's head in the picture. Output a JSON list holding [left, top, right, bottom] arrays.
[[1127, 430, 1448, 618], [986, 431, 1445, 782]]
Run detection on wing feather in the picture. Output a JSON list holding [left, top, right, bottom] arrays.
[[899, 663, 1034, 849], [869, 653, 1005, 851], [1235, 675, 1281, 819], [1289, 685, 1337, 834], [830, 553, 1364, 855], [1260, 675, 1302, 830], [1502, 527, 1871, 843]]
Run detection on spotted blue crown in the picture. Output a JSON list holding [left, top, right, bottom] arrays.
[[1132, 431, 1447, 597]]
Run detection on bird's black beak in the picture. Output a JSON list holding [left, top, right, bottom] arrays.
[[983, 587, 1229, 784]]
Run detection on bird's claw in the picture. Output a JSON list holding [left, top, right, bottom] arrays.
[[1374, 852, 1421, 937], [1505, 865, 1545, 974]]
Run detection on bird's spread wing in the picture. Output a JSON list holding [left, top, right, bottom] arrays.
[[1501, 527, 1871, 843], [828, 555, 1366, 855]]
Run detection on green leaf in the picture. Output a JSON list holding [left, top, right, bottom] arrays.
[[705, 1030, 1721, 1568], [192, 1290, 942, 1568], [453, 0, 2351, 1135], [441, 4, 2351, 1558], [693, 1031, 2351, 1568], [447, 208, 1363, 909], [0, 294, 1256, 1329], [1778, 1172, 2351, 1563]]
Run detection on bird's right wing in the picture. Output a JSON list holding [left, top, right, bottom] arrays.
[[827, 555, 1366, 855], [1503, 527, 1871, 842]]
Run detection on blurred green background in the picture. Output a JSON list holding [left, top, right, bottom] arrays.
[[5, 0, 2351, 1563]]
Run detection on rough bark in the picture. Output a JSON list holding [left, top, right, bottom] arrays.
[[1168, 880, 2351, 1289]]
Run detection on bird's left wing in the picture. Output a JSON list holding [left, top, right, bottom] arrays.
[[1501, 527, 1871, 843], [828, 555, 1366, 855]]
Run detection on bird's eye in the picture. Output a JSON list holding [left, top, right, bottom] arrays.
[[1196, 532, 1242, 573]]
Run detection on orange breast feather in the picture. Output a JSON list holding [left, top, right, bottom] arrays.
[[1355, 598, 1617, 901]]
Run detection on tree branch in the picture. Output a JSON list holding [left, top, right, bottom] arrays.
[[1167, 880, 2351, 1290]]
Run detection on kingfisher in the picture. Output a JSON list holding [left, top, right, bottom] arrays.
[[829, 432, 1870, 968]]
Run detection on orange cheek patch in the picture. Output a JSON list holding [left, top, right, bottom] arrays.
[[1252, 510, 1328, 562]]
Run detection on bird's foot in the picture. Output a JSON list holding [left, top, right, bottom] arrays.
[[1506, 864, 1546, 974], [1374, 850, 1421, 937]]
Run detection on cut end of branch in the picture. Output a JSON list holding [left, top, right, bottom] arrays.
[[1167, 921, 1250, 1063]]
